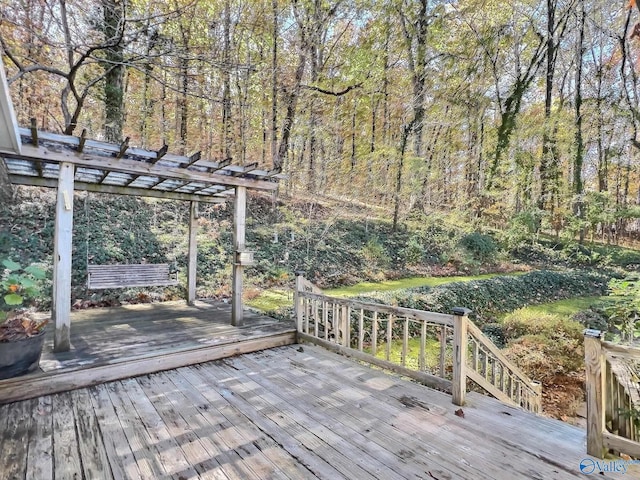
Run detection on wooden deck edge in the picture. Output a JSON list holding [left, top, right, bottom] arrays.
[[297, 332, 452, 393], [0, 331, 296, 404]]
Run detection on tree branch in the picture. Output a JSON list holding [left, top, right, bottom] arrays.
[[301, 82, 362, 96]]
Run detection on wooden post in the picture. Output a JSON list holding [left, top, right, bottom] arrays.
[[452, 308, 471, 406], [584, 329, 606, 458], [294, 271, 305, 332], [53, 162, 75, 352], [187, 201, 198, 305], [231, 186, 246, 326]]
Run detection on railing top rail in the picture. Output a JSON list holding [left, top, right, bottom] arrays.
[[602, 340, 640, 361], [466, 320, 541, 392], [297, 290, 455, 327]]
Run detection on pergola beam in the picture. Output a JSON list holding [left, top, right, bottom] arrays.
[[14, 144, 278, 191], [9, 175, 228, 203]]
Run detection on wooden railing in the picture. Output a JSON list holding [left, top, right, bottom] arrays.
[[294, 274, 542, 412], [466, 320, 542, 412], [585, 330, 640, 458]]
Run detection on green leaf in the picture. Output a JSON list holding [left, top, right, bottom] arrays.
[[4, 293, 24, 305], [24, 265, 46, 279], [17, 277, 36, 288], [1, 259, 21, 271]]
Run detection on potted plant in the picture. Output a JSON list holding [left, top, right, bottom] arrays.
[[0, 259, 48, 380]]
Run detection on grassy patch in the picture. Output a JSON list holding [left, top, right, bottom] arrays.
[[246, 289, 291, 312], [505, 296, 607, 318], [324, 273, 520, 297]]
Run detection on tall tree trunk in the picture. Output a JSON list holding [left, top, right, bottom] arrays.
[[222, 0, 232, 160], [102, 0, 125, 143], [271, 0, 279, 167], [538, 0, 557, 214], [393, 122, 412, 231], [573, 0, 585, 242]]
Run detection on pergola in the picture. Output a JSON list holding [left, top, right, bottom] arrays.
[[0, 57, 283, 352]]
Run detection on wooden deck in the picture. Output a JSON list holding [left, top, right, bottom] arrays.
[[2, 343, 638, 480], [0, 300, 295, 404]]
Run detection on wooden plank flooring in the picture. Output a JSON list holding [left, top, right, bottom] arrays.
[[2, 344, 638, 480], [38, 300, 292, 372], [0, 300, 296, 404]]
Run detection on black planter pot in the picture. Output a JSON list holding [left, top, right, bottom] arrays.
[[0, 331, 46, 380]]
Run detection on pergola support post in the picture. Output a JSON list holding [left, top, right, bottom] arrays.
[[52, 162, 75, 352], [187, 201, 198, 305], [231, 186, 246, 326]]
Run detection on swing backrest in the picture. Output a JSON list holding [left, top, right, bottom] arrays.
[[87, 264, 178, 289]]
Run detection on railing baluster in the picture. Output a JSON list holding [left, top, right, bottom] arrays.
[[419, 321, 426, 372], [313, 299, 319, 337], [331, 302, 340, 345], [345, 305, 351, 348], [611, 364, 619, 436], [510, 373, 515, 402], [439, 325, 447, 378], [372, 311, 378, 357], [402, 317, 409, 367], [491, 357, 497, 386], [619, 383, 628, 440], [358, 309, 364, 352], [323, 301, 328, 340], [472, 339, 479, 372], [304, 297, 309, 334], [386, 314, 393, 362], [483, 348, 489, 380]]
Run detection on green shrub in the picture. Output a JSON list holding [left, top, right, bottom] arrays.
[[458, 232, 499, 263], [602, 275, 640, 343], [481, 323, 506, 348], [362, 236, 389, 267], [0, 259, 47, 319], [400, 235, 424, 265], [572, 307, 609, 332]]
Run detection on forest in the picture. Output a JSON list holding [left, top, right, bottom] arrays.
[[2, 0, 640, 237]]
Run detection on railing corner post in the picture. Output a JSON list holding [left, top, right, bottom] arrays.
[[452, 307, 471, 406], [584, 329, 606, 459], [294, 271, 306, 332]]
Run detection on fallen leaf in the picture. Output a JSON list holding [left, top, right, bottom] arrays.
[[454, 408, 465, 418]]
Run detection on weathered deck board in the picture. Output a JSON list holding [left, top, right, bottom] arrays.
[[88, 384, 141, 479], [2, 344, 638, 480], [25, 397, 53, 480], [0, 300, 295, 404], [241, 349, 555, 479], [38, 300, 293, 372]]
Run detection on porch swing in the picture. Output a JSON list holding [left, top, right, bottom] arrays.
[[84, 194, 179, 290]]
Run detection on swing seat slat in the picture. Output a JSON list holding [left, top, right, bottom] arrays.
[[87, 264, 179, 289]]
